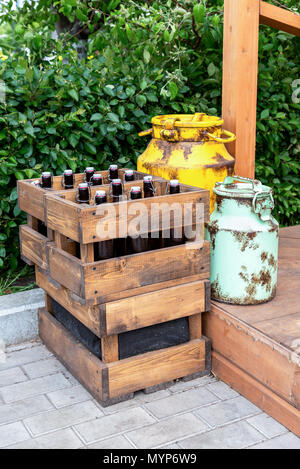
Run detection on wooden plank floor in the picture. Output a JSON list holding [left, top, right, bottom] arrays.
[[203, 226, 300, 437]]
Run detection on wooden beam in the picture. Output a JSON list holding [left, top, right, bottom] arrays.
[[222, 0, 260, 178], [260, 1, 300, 37]]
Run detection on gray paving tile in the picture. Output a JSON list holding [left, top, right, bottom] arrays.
[[0, 395, 53, 425], [156, 443, 181, 449], [206, 381, 239, 400], [0, 344, 52, 370], [33, 428, 84, 449], [145, 387, 219, 419], [87, 435, 135, 449], [47, 385, 92, 408], [0, 367, 28, 387], [22, 357, 65, 379], [247, 413, 288, 438], [135, 389, 171, 404], [179, 420, 265, 449], [249, 432, 300, 449], [170, 375, 217, 393], [126, 413, 209, 449], [0, 421, 30, 448], [0, 373, 71, 403], [24, 400, 102, 436], [195, 396, 260, 427], [6, 439, 40, 449], [76, 407, 155, 444]]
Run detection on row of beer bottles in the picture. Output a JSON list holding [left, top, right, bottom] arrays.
[[32, 165, 137, 189], [86, 179, 183, 261]]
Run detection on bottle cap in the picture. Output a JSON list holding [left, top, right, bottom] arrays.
[[85, 167, 94, 172], [109, 164, 118, 170], [93, 173, 102, 179], [95, 190, 106, 197], [64, 169, 73, 175], [143, 175, 152, 182], [125, 169, 134, 175], [31, 180, 41, 186], [112, 178, 122, 185], [78, 182, 88, 189], [130, 186, 141, 193], [170, 179, 179, 186], [42, 171, 51, 177]]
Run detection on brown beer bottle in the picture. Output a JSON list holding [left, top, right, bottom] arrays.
[[41, 171, 52, 189], [91, 173, 103, 186], [124, 169, 134, 182], [169, 180, 184, 246], [109, 164, 118, 181], [143, 175, 154, 198], [63, 169, 74, 189], [77, 183, 90, 204], [143, 175, 160, 249], [94, 191, 114, 261], [111, 179, 126, 256], [129, 186, 148, 253], [85, 167, 95, 184]]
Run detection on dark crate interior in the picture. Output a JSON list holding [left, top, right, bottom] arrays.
[[50, 298, 190, 360]]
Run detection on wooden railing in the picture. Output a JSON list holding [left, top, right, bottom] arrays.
[[222, 0, 300, 178]]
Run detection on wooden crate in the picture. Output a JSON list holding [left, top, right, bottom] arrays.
[[38, 302, 211, 405], [17, 168, 161, 223], [20, 224, 210, 302], [44, 180, 209, 245]]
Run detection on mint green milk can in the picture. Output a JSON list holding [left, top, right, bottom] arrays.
[[206, 176, 279, 305]]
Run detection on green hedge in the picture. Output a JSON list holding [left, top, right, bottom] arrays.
[[0, 0, 299, 274]]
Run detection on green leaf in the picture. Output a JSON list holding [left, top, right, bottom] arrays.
[[91, 113, 102, 121], [103, 85, 115, 97], [261, 109, 270, 120], [169, 82, 178, 100], [68, 134, 79, 148], [193, 3, 205, 25], [14, 171, 24, 180], [136, 95, 147, 107], [46, 127, 57, 135], [24, 123, 35, 138], [0, 234, 7, 241], [68, 89, 79, 102], [0, 247, 6, 258], [76, 9, 88, 22], [143, 49, 151, 64], [107, 112, 119, 123], [207, 63, 216, 77], [84, 142, 97, 155]]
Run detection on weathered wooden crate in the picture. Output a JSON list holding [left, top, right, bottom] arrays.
[[17, 168, 160, 223], [20, 224, 210, 303], [44, 180, 209, 246]]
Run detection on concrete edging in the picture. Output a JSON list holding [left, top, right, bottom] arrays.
[[0, 288, 44, 346]]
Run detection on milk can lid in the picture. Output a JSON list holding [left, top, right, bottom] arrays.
[[214, 176, 273, 199]]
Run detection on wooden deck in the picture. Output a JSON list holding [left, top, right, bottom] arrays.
[[203, 226, 300, 437]]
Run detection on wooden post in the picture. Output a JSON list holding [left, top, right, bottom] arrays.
[[222, 0, 260, 178]]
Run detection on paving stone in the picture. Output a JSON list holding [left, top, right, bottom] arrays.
[[0, 421, 30, 448], [156, 443, 181, 449], [195, 396, 260, 427], [0, 395, 53, 425], [33, 428, 84, 449], [24, 400, 102, 436], [22, 357, 65, 379], [0, 373, 71, 403], [206, 381, 239, 400], [249, 432, 300, 449], [247, 413, 288, 438], [0, 344, 52, 370], [0, 367, 28, 387], [135, 389, 171, 404], [170, 375, 217, 393], [87, 435, 135, 449], [126, 413, 209, 449], [179, 420, 265, 449], [144, 387, 219, 419], [47, 385, 92, 408], [76, 407, 155, 443], [6, 439, 40, 449]]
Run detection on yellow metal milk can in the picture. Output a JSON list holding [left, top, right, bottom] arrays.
[[137, 113, 236, 212]]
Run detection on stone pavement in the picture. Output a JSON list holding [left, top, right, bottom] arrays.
[[0, 340, 299, 449]]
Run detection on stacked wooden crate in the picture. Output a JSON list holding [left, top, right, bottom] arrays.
[[18, 171, 211, 406]]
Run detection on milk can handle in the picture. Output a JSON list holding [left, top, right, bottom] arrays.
[[221, 176, 263, 192], [138, 129, 152, 137], [206, 129, 236, 143]]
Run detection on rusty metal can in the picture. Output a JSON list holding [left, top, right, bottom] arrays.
[[206, 176, 279, 305]]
